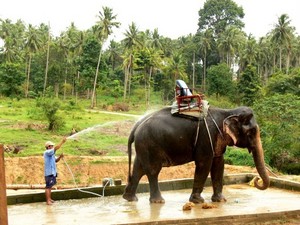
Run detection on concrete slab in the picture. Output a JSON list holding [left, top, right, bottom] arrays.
[[7, 184, 300, 225]]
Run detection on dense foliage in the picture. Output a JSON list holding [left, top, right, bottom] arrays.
[[0, 0, 299, 174]]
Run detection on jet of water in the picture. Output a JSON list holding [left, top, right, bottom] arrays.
[[67, 121, 116, 140]]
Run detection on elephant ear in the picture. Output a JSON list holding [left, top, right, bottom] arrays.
[[223, 115, 239, 145]]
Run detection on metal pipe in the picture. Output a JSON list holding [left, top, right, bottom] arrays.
[[0, 144, 8, 225]]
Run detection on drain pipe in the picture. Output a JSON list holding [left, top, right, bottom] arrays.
[[0, 144, 8, 225]]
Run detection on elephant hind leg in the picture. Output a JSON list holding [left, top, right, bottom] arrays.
[[123, 158, 145, 202], [147, 171, 165, 203]]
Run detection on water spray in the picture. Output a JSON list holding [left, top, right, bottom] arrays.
[[66, 121, 117, 140]]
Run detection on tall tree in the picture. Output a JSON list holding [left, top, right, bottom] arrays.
[[197, 29, 213, 92], [270, 14, 294, 73], [207, 63, 235, 99], [24, 24, 42, 97], [59, 22, 83, 99], [43, 23, 51, 96], [0, 19, 25, 62], [0, 62, 25, 97], [238, 64, 261, 106], [257, 36, 273, 83], [217, 25, 245, 67], [165, 52, 187, 97], [122, 22, 142, 100], [197, 0, 244, 37], [91, 6, 120, 108], [238, 34, 258, 76]]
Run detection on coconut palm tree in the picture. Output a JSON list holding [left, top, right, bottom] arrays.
[[198, 29, 213, 92], [122, 22, 143, 100], [0, 19, 25, 63], [24, 24, 42, 97], [217, 25, 245, 67], [42, 23, 51, 97], [270, 14, 294, 73], [91, 6, 120, 108]]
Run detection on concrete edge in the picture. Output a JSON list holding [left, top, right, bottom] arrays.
[[117, 209, 300, 225], [7, 173, 300, 205]]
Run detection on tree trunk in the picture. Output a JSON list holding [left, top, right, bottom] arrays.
[[192, 52, 195, 90], [75, 71, 80, 104], [25, 54, 32, 98], [63, 68, 67, 100], [91, 44, 103, 108], [43, 25, 51, 97], [123, 65, 129, 101]]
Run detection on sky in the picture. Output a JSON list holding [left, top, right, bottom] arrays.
[[0, 0, 300, 42]]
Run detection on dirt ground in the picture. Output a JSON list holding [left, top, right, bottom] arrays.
[[4, 155, 300, 188], [4, 155, 258, 187]]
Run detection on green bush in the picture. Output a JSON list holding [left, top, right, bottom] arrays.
[[36, 97, 65, 131], [281, 163, 300, 175], [225, 147, 255, 167]]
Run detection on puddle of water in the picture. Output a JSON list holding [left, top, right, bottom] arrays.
[[7, 184, 300, 225]]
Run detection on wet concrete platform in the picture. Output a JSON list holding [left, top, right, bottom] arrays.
[[7, 183, 300, 225]]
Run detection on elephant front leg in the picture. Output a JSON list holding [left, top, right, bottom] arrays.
[[210, 155, 227, 202], [189, 160, 212, 204]]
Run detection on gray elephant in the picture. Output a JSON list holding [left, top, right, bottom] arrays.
[[123, 106, 270, 203]]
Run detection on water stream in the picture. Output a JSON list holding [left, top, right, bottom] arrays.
[[66, 121, 117, 140]]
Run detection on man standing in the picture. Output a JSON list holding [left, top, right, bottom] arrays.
[[44, 137, 67, 205]]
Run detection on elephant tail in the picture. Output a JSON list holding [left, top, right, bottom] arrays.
[[126, 113, 153, 183], [127, 130, 135, 183]]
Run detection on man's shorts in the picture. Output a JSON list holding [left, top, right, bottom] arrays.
[[45, 175, 57, 188]]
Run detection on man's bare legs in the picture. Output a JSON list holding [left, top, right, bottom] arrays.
[[45, 188, 54, 205]]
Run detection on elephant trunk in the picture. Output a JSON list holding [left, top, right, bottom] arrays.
[[249, 127, 270, 190]]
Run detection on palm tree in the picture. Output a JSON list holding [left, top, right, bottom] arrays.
[[291, 36, 300, 68], [147, 28, 163, 50], [91, 6, 120, 108], [217, 25, 245, 68], [122, 22, 143, 100], [59, 22, 83, 100], [42, 23, 51, 96], [107, 40, 121, 72], [24, 24, 42, 97], [0, 19, 25, 63], [238, 34, 258, 76], [198, 29, 213, 92], [257, 36, 273, 83], [270, 14, 294, 73], [166, 52, 187, 98]]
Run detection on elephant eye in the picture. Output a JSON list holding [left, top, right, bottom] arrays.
[[246, 127, 256, 136]]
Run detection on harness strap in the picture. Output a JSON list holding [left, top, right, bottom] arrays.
[[204, 117, 215, 157], [208, 111, 224, 139], [193, 112, 224, 157], [193, 117, 201, 147]]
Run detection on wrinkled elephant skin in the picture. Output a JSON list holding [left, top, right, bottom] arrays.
[[123, 106, 270, 203]]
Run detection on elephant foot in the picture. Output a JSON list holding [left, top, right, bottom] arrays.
[[189, 193, 204, 204], [150, 196, 165, 204], [122, 193, 138, 202], [211, 193, 227, 202]]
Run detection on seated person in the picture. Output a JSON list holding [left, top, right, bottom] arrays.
[[176, 80, 193, 102]]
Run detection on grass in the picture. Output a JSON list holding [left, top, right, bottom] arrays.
[[0, 97, 143, 157], [1, 94, 242, 161]]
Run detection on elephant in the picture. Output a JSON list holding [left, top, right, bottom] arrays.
[[122, 106, 270, 204]]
